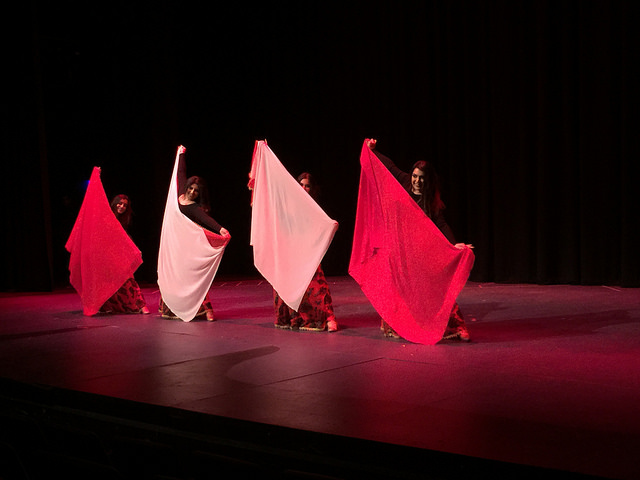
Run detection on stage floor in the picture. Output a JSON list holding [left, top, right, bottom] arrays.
[[1, 277, 639, 479]]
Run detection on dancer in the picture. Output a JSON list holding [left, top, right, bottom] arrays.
[[366, 138, 471, 341], [272, 173, 338, 332], [248, 141, 339, 333], [157, 145, 231, 322], [99, 194, 150, 314], [66, 167, 145, 316]]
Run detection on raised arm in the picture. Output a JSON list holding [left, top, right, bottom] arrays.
[[177, 145, 188, 197], [367, 138, 410, 186]]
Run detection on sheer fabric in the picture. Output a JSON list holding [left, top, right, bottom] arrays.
[[66, 167, 142, 316], [157, 148, 230, 322], [349, 141, 474, 344], [249, 140, 338, 311]]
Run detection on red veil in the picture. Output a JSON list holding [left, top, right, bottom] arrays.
[[349, 141, 474, 344], [66, 167, 142, 315]]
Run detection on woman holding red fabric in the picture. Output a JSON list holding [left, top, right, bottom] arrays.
[[99, 194, 150, 314], [366, 139, 470, 342]]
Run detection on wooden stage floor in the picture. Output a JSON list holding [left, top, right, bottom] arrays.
[[1, 277, 639, 479]]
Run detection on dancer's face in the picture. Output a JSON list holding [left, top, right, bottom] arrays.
[[116, 199, 129, 214], [186, 183, 200, 202], [300, 178, 312, 194], [411, 168, 425, 194]]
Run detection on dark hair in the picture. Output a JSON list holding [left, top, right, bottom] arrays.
[[411, 160, 445, 218], [110, 194, 133, 230], [184, 175, 211, 213], [297, 172, 319, 200]]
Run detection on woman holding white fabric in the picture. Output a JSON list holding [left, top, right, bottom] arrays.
[[251, 172, 338, 332], [158, 145, 231, 321]]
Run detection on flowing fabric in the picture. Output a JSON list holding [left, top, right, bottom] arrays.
[[157, 148, 230, 322], [349, 141, 475, 344], [249, 140, 338, 311], [65, 167, 142, 316]]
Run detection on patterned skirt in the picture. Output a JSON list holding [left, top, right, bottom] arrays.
[[382, 302, 469, 340], [441, 303, 468, 338], [100, 278, 146, 313], [274, 265, 335, 331], [158, 295, 213, 320]]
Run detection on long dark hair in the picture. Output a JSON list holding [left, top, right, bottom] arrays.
[[184, 175, 211, 213], [110, 194, 133, 230], [412, 160, 445, 218]]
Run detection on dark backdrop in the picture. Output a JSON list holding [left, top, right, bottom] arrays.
[[4, 1, 638, 291]]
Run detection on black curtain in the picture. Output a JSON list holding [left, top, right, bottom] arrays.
[[4, 1, 637, 292]]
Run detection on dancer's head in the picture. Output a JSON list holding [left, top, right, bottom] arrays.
[[110, 194, 132, 229], [184, 176, 210, 213], [411, 160, 443, 217], [411, 161, 439, 195], [297, 172, 318, 200]]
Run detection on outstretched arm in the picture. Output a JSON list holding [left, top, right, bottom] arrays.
[[367, 139, 410, 186], [180, 203, 227, 236]]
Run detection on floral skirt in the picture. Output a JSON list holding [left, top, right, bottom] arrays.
[[274, 265, 335, 331], [442, 303, 467, 337], [382, 302, 468, 339], [100, 278, 146, 313], [158, 295, 213, 320]]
